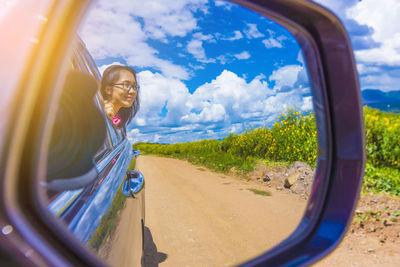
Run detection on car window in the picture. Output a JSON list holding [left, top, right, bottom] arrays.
[[82, 47, 102, 80], [75, 43, 125, 147]]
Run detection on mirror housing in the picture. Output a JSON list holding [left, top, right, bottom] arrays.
[[0, 0, 364, 266], [133, 149, 140, 157], [122, 170, 144, 198]]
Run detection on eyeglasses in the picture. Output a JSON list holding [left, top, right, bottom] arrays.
[[112, 83, 139, 92]]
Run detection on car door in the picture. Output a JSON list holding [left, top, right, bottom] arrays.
[[45, 37, 145, 265]]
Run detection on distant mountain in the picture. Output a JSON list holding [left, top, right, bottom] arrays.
[[361, 89, 400, 113]]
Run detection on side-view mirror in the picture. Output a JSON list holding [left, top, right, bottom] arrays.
[[133, 149, 140, 157], [122, 170, 144, 198], [0, 0, 365, 266]]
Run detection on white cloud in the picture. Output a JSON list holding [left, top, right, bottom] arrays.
[[233, 51, 250, 60], [297, 51, 304, 64], [186, 32, 216, 63], [188, 63, 206, 70], [216, 55, 228, 65], [215, 51, 250, 64], [348, 0, 400, 67], [300, 96, 313, 111], [353, 34, 400, 66], [244, 23, 264, 39], [314, 0, 400, 91], [98, 62, 124, 75], [187, 39, 205, 59], [214, 0, 234, 10], [128, 128, 165, 144], [356, 64, 380, 75], [347, 0, 399, 43], [184, 70, 276, 124], [193, 32, 214, 42], [96, 0, 208, 40], [262, 38, 283, 48], [186, 40, 215, 63], [127, 128, 141, 143], [153, 134, 161, 143], [313, 0, 356, 16], [135, 118, 146, 127], [262, 29, 286, 49], [269, 65, 303, 92], [181, 103, 227, 123], [129, 64, 311, 143], [222, 30, 243, 41], [359, 73, 400, 92], [133, 70, 191, 126], [134, 66, 309, 126], [80, 0, 209, 80]]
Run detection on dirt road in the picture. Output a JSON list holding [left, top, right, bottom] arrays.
[[103, 155, 400, 266], [137, 155, 307, 266]]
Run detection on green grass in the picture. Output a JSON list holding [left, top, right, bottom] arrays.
[[258, 158, 291, 169], [354, 208, 400, 224], [247, 188, 272, 196], [363, 163, 400, 196], [364, 107, 400, 170], [362, 107, 400, 196]]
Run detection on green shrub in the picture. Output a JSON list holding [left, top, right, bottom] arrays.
[[364, 107, 400, 169], [363, 163, 400, 196], [135, 107, 317, 169]]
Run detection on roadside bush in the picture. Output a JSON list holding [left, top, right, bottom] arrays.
[[363, 163, 400, 196], [268, 108, 317, 166], [364, 107, 400, 170], [135, 107, 317, 170]]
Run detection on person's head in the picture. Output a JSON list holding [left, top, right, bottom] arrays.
[[100, 65, 140, 126]]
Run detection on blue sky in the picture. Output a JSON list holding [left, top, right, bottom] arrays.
[[80, 0, 400, 144]]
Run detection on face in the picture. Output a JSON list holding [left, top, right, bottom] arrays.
[[106, 69, 137, 110]]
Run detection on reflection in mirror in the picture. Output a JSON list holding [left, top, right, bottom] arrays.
[[99, 65, 140, 129], [43, 1, 317, 266], [44, 70, 106, 194]]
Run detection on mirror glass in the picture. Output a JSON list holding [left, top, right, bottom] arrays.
[[44, 1, 317, 266]]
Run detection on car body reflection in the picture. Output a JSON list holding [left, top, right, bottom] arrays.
[[46, 38, 145, 266]]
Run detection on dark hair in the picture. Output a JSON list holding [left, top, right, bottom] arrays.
[[100, 65, 140, 127]]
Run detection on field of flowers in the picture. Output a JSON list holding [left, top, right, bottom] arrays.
[[135, 108, 317, 171], [134, 107, 400, 196], [363, 107, 400, 195]]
